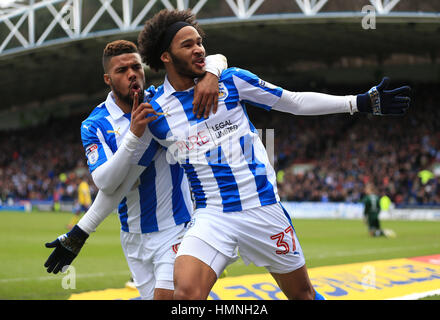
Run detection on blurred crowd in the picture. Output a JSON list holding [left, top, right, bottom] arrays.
[[0, 114, 96, 205], [265, 86, 440, 206], [1, 85, 439, 207]]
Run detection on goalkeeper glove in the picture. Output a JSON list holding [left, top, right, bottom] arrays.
[[357, 77, 411, 115], [44, 225, 89, 274]]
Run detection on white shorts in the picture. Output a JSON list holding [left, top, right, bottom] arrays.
[[120, 223, 186, 300], [177, 203, 305, 275]]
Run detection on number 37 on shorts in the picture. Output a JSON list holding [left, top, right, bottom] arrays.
[[270, 226, 296, 255]]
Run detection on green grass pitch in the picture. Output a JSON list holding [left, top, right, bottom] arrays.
[[0, 210, 439, 300]]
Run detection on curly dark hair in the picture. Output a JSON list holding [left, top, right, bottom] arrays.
[[138, 9, 205, 72], [102, 40, 139, 72]]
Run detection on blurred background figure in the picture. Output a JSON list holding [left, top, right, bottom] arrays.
[[66, 175, 92, 230], [380, 191, 393, 219], [361, 183, 385, 237]]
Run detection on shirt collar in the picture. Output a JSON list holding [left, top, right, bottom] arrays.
[[163, 76, 176, 97], [162, 75, 196, 97], [105, 91, 126, 120]]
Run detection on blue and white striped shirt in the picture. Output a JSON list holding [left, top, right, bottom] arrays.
[[147, 68, 283, 212], [81, 88, 193, 233]]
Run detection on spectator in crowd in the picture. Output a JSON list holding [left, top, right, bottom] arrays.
[[1, 85, 438, 208]]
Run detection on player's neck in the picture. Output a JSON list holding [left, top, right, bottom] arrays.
[[166, 67, 195, 92], [112, 92, 131, 114]]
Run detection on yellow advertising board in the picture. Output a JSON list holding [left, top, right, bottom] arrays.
[[69, 254, 440, 300]]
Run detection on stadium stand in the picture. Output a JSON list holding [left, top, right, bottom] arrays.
[[1, 84, 438, 208], [0, 113, 96, 207], [261, 84, 440, 207], [1, 1, 439, 210]]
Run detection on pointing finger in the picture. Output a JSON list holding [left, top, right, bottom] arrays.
[[132, 92, 139, 113]]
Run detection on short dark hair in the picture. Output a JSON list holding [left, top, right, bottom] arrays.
[[138, 9, 205, 72], [102, 40, 139, 72]]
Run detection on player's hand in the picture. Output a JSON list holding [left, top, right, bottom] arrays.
[[44, 225, 89, 274], [130, 92, 158, 138], [193, 72, 219, 119], [357, 77, 411, 116]]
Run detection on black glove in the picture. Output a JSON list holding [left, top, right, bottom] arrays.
[[44, 225, 89, 274], [357, 77, 411, 115]]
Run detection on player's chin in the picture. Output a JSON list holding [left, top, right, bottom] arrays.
[[192, 67, 206, 78], [191, 62, 206, 76]]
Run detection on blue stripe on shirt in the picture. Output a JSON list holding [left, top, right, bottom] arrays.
[[232, 68, 283, 98], [219, 71, 240, 111], [98, 117, 118, 153], [81, 107, 113, 172], [138, 140, 160, 167], [118, 197, 129, 232], [240, 134, 277, 206], [181, 160, 207, 209], [170, 163, 191, 225], [220, 68, 282, 111], [205, 146, 242, 212], [139, 162, 158, 233], [172, 91, 207, 124], [148, 86, 172, 140], [241, 102, 258, 134]]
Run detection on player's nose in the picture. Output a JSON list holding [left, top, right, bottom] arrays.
[[128, 71, 136, 83], [194, 45, 205, 56]]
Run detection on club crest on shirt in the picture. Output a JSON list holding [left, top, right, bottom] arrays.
[[218, 82, 228, 101], [86, 144, 99, 165]]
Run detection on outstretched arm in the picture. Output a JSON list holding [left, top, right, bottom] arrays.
[[90, 93, 158, 194], [233, 68, 411, 117], [273, 77, 410, 116], [192, 54, 228, 119], [273, 90, 357, 115]]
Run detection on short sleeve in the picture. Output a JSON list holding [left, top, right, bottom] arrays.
[[222, 68, 283, 111], [81, 120, 109, 173]]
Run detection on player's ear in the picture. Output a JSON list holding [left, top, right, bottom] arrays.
[[103, 73, 111, 86], [161, 51, 171, 64]]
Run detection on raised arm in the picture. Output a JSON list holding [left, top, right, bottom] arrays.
[[192, 54, 228, 119], [88, 93, 158, 194]]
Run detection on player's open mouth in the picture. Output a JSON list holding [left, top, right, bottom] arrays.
[[194, 57, 205, 68], [130, 82, 141, 94]]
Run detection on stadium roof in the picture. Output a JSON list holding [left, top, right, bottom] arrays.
[[0, 0, 439, 129]]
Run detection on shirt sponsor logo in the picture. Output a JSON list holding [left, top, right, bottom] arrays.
[[175, 130, 210, 152], [210, 119, 238, 139]]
